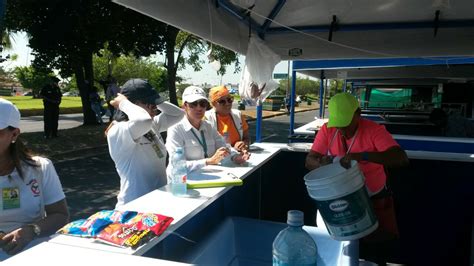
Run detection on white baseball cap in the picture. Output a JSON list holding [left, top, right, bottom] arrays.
[[0, 98, 21, 130], [182, 86, 208, 103]]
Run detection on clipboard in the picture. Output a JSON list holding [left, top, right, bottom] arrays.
[[186, 169, 243, 189]]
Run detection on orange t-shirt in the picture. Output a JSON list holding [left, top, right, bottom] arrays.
[[216, 113, 249, 146]]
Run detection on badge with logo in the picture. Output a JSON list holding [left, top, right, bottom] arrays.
[[2, 187, 20, 210]]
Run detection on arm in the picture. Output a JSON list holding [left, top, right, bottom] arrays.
[[342, 146, 409, 169], [305, 150, 334, 170], [0, 199, 69, 255], [233, 115, 250, 151], [111, 94, 153, 140], [340, 124, 409, 169], [166, 125, 208, 172], [154, 101, 185, 132], [204, 127, 229, 166], [305, 124, 334, 170]]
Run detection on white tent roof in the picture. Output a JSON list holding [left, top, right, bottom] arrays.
[[113, 0, 474, 60]]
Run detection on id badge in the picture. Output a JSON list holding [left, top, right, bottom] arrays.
[[152, 143, 164, 158], [2, 187, 20, 210]]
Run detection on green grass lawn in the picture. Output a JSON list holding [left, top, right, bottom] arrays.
[[2, 96, 83, 110]]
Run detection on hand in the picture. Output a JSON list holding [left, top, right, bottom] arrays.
[[339, 154, 358, 169], [206, 147, 230, 165], [0, 226, 35, 255], [232, 150, 251, 164], [233, 141, 248, 152], [110, 93, 127, 109], [319, 155, 334, 166]]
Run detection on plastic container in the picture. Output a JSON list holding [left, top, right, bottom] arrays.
[[170, 147, 187, 196], [272, 210, 317, 266], [222, 131, 232, 149], [304, 161, 378, 241]]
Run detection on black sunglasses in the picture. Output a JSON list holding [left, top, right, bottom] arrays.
[[188, 100, 209, 108], [217, 97, 233, 105]]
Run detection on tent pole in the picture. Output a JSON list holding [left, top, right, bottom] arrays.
[[319, 71, 325, 118], [256, 99, 263, 143], [289, 68, 297, 138]]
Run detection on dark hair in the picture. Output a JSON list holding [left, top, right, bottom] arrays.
[[7, 126, 39, 179]]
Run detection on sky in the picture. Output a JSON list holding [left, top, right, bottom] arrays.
[[1, 32, 292, 86]]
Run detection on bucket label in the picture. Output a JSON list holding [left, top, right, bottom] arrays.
[[316, 186, 377, 238]]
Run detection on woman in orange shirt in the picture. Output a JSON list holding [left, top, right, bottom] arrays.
[[205, 86, 250, 152]]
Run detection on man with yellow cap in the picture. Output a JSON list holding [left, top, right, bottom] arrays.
[[205, 85, 250, 152], [305, 92, 408, 264]]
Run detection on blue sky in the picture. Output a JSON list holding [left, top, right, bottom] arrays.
[[1, 32, 291, 86]]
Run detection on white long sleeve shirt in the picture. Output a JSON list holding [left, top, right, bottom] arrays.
[[166, 117, 226, 174], [107, 100, 184, 208]]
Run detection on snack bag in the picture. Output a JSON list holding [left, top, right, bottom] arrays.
[[126, 213, 173, 236], [57, 210, 138, 237], [96, 223, 154, 249], [56, 219, 90, 237], [86, 210, 137, 224]]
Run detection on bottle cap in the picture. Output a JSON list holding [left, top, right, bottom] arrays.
[[287, 210, 304, 226]]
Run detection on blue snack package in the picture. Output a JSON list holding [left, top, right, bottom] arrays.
[[56, 210, 138, 237]]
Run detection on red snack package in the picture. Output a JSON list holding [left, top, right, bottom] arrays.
[[96, 223, 153, 249], [126, 213, 173, 236]]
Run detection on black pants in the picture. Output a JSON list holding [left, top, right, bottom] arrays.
[[44, 104, 59, 137]]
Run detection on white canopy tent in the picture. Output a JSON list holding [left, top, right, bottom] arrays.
[[112, 0, 474, 141], [113, 0, 474, 60]]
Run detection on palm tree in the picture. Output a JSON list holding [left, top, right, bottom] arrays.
[[1, 29, 15, 63]]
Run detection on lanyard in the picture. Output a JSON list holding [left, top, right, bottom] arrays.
[[327, 128, 359, 156], [191, 129, 208, 158], [144, 130, 164, 158]]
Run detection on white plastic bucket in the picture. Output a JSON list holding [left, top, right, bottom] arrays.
[[304, 161, 378, 241]]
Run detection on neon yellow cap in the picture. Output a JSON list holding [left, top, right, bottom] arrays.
[[327, 92, 359, 128]]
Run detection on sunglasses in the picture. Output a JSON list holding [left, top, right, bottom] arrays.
[[217, 97, 233, 105], [188, 100, 209, 108]]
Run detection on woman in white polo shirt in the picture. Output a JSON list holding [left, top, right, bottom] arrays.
[[166, 86, 249, 174], [0, 99, 69, 260]]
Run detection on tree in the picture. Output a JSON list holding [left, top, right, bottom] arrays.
[[5, 0, 167, 124], [93, 50, 169, 93], [279, 77, 320, 97], [14, 66, 54, 97], [5, 0, 240, 121], [160, 29, 240, 105]]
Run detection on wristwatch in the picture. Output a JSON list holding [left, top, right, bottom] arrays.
[[28, 224, 41, 238]]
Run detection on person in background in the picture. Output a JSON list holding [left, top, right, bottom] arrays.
[[89, 86, 106, 125], [39, 77, 62, 139], [106, 79, 184, 208], [305, 92, 409, 264], [166, 86, 249, 175], [106, 76, 120, 122], [0, 99, 69, 260], [205, 85, 250, 152]]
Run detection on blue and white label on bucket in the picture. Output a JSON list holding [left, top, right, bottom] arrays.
[[316, 186, 377, 238], [273, 257, 316, 266]]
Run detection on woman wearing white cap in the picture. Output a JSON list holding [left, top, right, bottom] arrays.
[[106, 79, 184, 208], [166, 86, 248, 173], [0, 99, 69, 260]]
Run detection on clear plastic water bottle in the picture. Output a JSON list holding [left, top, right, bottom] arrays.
[[170, 147, 187, 196], [272, 210, 317, 266]]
